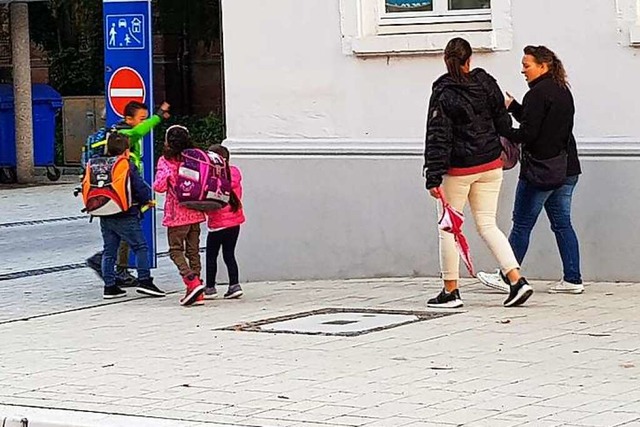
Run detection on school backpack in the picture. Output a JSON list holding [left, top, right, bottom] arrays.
[[81, 154, 132, 216], [175, 148, 231, 211], [81, 127, 110, 169]]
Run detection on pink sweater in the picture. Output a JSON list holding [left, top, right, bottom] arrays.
[[153, 156, 206, 228], [207, 166, 246, 230]]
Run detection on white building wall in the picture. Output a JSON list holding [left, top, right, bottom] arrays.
[[220, 0, 640, 282]]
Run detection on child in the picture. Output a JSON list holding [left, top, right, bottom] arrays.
[[204, 144, 245, 300], [153, 125, 207, 306], [86, 101, 171, 287], [100, 133, 166, 299]]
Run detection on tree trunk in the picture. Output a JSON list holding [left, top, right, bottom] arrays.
[[10, 2, 35, 184]]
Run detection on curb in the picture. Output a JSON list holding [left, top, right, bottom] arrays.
[[2, 417, 81, 427]]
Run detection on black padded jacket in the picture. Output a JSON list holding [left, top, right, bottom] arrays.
[[423, 68, 512, 189]]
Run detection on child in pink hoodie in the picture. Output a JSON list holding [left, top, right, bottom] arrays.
[[153, 125, 206, 306], [204, 144, 246, 300]]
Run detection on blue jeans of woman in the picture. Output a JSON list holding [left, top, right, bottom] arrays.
[[508, 175, 582, 284]]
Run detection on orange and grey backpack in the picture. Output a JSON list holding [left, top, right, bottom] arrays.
[[81, 154, 132, 216]]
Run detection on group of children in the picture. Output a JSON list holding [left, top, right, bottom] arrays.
[[84, 101, 245, 307]]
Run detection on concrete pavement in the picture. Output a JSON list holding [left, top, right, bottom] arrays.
[[1, 184, 639, 427]]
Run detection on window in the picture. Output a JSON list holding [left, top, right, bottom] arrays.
[[384, 0, 490, 13], [616, 0, 640, 47], [340, 0, 512, 56]]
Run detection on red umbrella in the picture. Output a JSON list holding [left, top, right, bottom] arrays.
[[435, 188, 475, 277]]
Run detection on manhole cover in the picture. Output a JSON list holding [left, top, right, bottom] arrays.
[[219, 308, 458, 337]]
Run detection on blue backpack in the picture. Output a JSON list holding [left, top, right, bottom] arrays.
[[81, 127, 112, 168]]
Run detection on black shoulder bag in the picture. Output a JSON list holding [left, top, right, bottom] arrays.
[[521, 148, 567, 191]]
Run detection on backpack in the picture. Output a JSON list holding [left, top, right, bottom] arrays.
[[81, 154, 132, 216], [175, 148, 231, 211], [81, 127, 110, 169]]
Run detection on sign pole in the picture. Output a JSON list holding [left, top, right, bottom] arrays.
[[103, 0, 156, 268]]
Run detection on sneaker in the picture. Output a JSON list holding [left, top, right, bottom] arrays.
[[103, 285, 126, 299], [193, 293, 205, 306], [180, 274, 205, 306], [548, 280, 584, 294], [224, 284, 244, 299], [504, 278, 534, 307], [427, 288, 463, 308], [477, 269, 510, 294], [136, 278, 166, 297], [115, 268, 138, 288], [86, 252, 103, 278], [204, 286, 218, 300]]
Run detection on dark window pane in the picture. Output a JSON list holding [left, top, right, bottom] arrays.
[[449, 0, 490, 10], [386, 0, 433, 13]]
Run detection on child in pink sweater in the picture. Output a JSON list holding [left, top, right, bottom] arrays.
[[153, 125, 206, 306], [204, 144, 245, 300]]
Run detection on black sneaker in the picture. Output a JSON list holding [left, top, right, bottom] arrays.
[[86, 252, 103, 278], [224, 284, 244, 299], [115, 268, 139, 288], [427, 288, 463, 308], [104, 285, 126, 299], [504, 278, 534, 307], [136, 278, 166, 297]]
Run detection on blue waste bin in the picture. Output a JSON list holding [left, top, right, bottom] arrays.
[[0, 84, 63, 174], [0, 85, 15, 169]]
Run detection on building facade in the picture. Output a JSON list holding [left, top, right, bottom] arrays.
[[227, 0, 638, 282]]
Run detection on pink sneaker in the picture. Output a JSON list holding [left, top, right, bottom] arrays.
[[193, 293, 205, 306], [180, 273, 205, 306]]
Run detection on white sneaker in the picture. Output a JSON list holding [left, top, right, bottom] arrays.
[[477, 269, 510, 294], [548, 280, 584, 294]]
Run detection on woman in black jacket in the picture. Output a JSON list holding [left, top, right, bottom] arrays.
[[424, 37, 533, 309], [477, 46, 583, 295]]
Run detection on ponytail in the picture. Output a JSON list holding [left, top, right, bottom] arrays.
[[444, 37, 472, 82]]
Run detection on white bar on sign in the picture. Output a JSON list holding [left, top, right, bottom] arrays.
[[110, 88, 144, 97]]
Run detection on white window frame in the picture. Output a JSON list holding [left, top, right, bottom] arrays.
[[616, 0, 640, 46], [340, 0, 512, 56]]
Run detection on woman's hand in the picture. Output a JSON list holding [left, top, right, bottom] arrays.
[[505, 92, 515, 109], [429, 187, 441, 199]]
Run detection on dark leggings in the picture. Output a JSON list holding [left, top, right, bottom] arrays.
[[206, 226, 240, 287]]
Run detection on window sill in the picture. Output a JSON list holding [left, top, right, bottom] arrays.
[[340, 0, 513, 57], [630, 25, 640, 46], [349, 31, 495, 56]]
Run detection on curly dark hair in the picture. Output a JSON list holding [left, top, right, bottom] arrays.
[[524, 45, 569, 88]]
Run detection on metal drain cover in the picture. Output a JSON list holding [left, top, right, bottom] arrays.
[[220, 308, 457, 337]]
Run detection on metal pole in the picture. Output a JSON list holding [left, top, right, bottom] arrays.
[[10, 1, 34, 183]]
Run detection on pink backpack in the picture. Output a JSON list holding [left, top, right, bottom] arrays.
[[175, 148, 231, 211]]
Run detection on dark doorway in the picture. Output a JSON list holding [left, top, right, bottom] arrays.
[[153, 0, 224, 117]]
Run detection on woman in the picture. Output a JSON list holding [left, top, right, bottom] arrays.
[[477, 46, 583, 294], [424, 37, 533, 308]]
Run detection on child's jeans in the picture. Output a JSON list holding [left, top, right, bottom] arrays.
[[100, 216, 151, 287], [167, 223, 202, 277], [117, 241, 131, 269]]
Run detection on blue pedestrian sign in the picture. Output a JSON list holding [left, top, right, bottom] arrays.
[[106, 14, 146, 50], [103, 0, 156, 268]]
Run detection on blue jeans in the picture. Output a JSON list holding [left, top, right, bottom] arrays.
[[100, 216, 150, 287], [509, 175, 582, 284]]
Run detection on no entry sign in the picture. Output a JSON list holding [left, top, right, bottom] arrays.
[[107, 66, 145, 117]]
